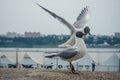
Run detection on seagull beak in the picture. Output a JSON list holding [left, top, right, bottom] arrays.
[[88, 32, 92, 36]]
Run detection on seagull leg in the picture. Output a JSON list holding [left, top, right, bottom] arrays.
[[69, 62, 75, 73]]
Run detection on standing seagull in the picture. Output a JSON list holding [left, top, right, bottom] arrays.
[[36, 3, 91, 73]]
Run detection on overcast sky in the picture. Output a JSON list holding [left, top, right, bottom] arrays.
[[0, 0, 120, 35]]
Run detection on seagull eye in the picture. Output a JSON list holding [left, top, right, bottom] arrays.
[[76, 31, 83, 38]]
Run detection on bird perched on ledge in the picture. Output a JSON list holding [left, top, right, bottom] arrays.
[[36, 3, 91, 73]]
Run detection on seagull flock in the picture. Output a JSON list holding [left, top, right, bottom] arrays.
[[36, 3, 91, 73]]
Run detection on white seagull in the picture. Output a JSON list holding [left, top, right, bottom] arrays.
[[36, 3, 91, 73]]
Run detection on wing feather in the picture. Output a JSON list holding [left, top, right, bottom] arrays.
[[73, 6, 90, 29], [36, 3, 75, 34], [58, 48, 78, 59]]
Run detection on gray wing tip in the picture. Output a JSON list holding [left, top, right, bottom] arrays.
[[36, 3, 45, 10], [45, 55, 57, 58], [36, 3, 41, 7]]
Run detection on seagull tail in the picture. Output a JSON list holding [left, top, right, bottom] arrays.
[[45, 55, 57, 58]]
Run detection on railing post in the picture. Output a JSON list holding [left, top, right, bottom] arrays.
[[76, 62, 79, 71], [55, 57, 59, 70], [119, 59, 120, 72], [16, 48, 19, 68], [0, 51, 1, 66]]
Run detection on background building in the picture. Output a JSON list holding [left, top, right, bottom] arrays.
[[115, 32, 120, 38], [24, 32, 40, 37], [6, 32, 23, 38]]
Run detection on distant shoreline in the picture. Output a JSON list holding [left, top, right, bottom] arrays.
[[0, 35, 120, 48]]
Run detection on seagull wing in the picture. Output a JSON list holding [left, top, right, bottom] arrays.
[[58, 33, 75, 47], [36, 3, 75, 34], [73, 6, 91, 29], [58, 47, 78, 59], [58, 6, 91, 47]]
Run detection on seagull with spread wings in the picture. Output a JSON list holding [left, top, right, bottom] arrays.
[[36, 3, 91, 73]]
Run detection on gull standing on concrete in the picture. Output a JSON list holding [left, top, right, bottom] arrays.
[[36, 3, 91, 73]]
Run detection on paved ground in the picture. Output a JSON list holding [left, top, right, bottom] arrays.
[[0, 68, 120, 80]]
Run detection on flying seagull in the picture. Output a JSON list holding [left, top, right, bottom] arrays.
[[36, 3, 91, 73], [36, 3, 91, 47]]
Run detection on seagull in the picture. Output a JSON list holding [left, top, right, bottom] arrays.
[[36, 3, 91, 73], [36, 3, 91, 47]]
